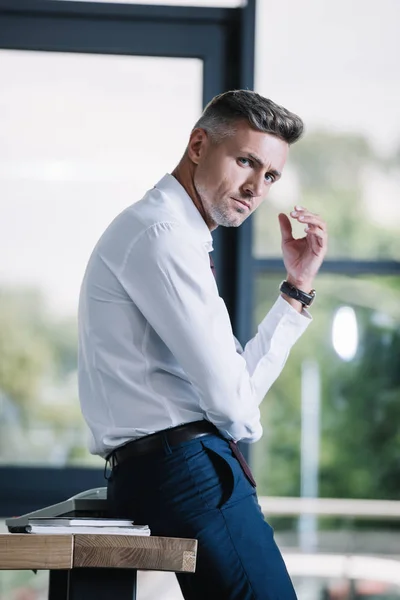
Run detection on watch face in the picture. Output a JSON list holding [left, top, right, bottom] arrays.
[[307, 290, 316, 306]]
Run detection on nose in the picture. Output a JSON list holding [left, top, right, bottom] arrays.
[[242, 173, 264, 198]]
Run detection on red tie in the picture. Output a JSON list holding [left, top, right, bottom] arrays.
[[209, 253, 257, 488], [209, 254, 217, 279], [228, 440, 257, 488]]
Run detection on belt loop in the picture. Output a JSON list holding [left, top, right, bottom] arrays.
[[162, 432, 172, 455], [103, 452, 117, 481], [103, 456, 111, 481]]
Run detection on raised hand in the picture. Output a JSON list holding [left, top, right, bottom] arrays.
[[278, 206, 328, 291]]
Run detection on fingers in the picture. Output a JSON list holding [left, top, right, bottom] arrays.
[[278, 213, 294, 243], [290, 206, 327, 252], [290, 206, 326, 231]]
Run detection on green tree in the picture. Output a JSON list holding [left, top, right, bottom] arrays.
[[0, 288, 53, 413], [0, 286, 87, 464]]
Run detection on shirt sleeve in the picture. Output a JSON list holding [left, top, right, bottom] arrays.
[[240, 296, 311, 400], [118, 221, 310, 443]]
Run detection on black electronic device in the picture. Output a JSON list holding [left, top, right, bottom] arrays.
[[6, 487, 109, 533]]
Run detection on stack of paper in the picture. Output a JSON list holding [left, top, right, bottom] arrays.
[[25, 517, 150, 536]]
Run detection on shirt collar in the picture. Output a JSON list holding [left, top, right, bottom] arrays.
[[154, 173, 213, 252]]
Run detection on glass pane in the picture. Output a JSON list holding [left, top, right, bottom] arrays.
[[0, 50, 202, 466], [254, 0, 400, 260], [253, 272, 400, 501], [265, 512, 400, 599]]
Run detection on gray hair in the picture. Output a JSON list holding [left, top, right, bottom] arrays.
[[194, 89, 304, 145]]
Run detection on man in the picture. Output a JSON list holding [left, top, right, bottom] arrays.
[[78, 90, 327, 599]]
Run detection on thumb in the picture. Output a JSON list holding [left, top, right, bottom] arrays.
[[278, 213, 294, 244]]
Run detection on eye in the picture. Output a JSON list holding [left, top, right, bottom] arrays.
[[265, 173, 275, 183], [238, 157, 252, 167]]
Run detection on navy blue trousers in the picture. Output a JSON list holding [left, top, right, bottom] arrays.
[[107, 433, 297, 600]]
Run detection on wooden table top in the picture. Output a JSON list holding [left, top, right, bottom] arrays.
[[0, 534, 197, 573]]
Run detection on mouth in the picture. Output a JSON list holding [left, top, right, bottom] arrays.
[[231, 197, 251, 210]]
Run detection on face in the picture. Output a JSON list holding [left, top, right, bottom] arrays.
[[190, 122, 289, 228]]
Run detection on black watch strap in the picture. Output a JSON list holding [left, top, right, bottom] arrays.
[[280, 280, 316, 307]]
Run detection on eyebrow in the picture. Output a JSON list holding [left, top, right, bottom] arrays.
[[246, 152, 282, 179]]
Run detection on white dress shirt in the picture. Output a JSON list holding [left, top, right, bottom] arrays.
[[78, 174, 311, 456]]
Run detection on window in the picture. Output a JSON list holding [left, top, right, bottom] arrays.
[[253, 0, 400, 500], [0, 49, 202, 466]]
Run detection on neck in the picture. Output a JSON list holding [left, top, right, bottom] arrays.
[[172, 157, 217, 231]]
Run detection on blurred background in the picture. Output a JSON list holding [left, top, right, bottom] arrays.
[[0, 0, 400, 598]]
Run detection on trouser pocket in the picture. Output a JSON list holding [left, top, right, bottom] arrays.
[[183, 439, 235, 510]]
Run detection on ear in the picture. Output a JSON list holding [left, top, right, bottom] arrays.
[[187, 128, 209, 165]]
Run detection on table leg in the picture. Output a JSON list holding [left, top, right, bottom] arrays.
[[67, 568, 137, 600], [49, 570, 69, 600]]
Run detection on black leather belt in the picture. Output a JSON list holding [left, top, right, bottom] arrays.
[[107, 420, 218, 469]]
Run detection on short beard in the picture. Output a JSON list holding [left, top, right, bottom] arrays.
[[208, 202, 244, 228], [195, 181, 245, 228]]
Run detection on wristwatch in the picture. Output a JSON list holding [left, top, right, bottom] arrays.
[[279, 280, 316, 307]]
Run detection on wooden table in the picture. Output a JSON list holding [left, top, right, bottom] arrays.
[[0, 533, 197, 599]]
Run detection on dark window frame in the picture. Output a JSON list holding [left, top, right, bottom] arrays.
[[254, 259, 400, 276]]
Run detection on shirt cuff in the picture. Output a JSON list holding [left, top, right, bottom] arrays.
[[258, 294, 312, 347], [278, 294, 313, 321]]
